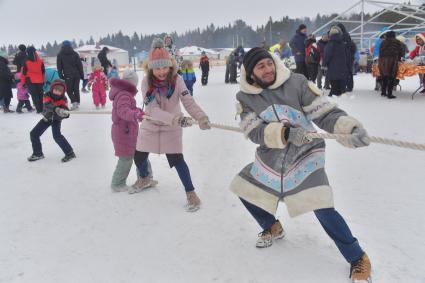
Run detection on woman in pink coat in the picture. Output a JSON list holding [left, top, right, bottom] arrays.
[[132, 38, 211, 212]]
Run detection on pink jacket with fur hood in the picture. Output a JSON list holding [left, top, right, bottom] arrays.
[[136, 75, 207, 154]]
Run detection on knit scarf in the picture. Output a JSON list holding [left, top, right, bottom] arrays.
[[145, 76, 176, 105]]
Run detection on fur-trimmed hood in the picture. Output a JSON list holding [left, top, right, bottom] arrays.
[[416, 32, 425, 43], [109, 77, 138, 101], [239, 54, 291, 95]]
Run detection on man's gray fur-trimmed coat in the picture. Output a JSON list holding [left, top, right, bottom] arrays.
[[230, 55, 363, 217]]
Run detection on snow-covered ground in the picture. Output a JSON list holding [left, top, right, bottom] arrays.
[[1, 68, 425, 283]]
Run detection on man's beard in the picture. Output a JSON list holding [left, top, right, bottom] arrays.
[[252, 73, 276, 89]]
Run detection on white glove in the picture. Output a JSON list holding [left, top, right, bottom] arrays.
[[55, 108, 70, 118]]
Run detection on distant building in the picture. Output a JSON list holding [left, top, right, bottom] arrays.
[[179, 46, 220, 60], [75, 44, 129, 67]]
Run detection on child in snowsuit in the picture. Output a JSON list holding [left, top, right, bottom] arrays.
[[132, 38, 211, 212], [199, 51, 210, 86], [28, 79, 75, 163], [109, 70, 154, 192], [180, 60, 196, 95], [15, 72, 33, 113], [88, 63, 108, 109], [107, 65, 119, 80]]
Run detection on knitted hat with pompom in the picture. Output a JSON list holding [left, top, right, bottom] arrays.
[[148, 38, 172, 69]]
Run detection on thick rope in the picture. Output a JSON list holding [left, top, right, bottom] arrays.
[[199, 121, 425, 152], [308, 132, 425, 151], [71, 111, 425, 151]]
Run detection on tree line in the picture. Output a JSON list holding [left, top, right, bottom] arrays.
[[1, 3, 423, 57]]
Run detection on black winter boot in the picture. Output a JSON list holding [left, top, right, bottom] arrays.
[[28, 154, 45, 162], [62, 152, 76, 163]]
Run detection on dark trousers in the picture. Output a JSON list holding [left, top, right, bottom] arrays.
[[16, 100, 33, 111], [229, 64, 238, 83], [225, 65, 230, 83], [330, 80, 343, 96], [82, 79, 88, 90], [201, 71, 209, 85], [240, 198, 364, 263], [381, 76, 395, 96], [102, 65, 109, 76], [2, 95, 11, 108], [30, 119, 73, 156], [27, 83, 44, 113], [295, 61, 309, 79], [307, 63, 319, 83], [134, 151, 195, 192], [0, 82, 13, 107], [65, 76, 81, 103], [316, 64, 329, 89], [346, 73, 354, 91]]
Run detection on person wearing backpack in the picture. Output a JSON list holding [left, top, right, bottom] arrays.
[[305, 35, 320, 83]]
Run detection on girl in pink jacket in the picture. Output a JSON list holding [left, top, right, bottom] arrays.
[[88, 62, 108, 109], [131, 38, 211, 212], [15, 72, 34, 113], [109, 70, 151, 192]]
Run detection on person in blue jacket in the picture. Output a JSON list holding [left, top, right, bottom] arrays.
[[323, 26, 350, 96], [290, 24, 308, 78], [373, 28, 390, 91]]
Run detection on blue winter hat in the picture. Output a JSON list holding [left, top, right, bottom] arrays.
[[62, 40, 72, 47]]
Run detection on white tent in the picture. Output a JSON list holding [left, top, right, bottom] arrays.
[[312, 0, 425, 49], [75, 44, 129, 67]]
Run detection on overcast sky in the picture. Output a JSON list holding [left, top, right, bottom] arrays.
[[0, 0, 423, 47]]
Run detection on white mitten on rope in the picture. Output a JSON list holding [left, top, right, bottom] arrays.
[[333, 116, 370, 148], [198, 116, 211, 130]]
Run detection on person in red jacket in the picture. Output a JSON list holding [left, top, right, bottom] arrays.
[[305, 35, 320, 83], [21, 46, 45, 113], [409, 32, 425, 93], [409, 32, 425, 60]]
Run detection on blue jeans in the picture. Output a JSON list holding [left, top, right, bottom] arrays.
[[240, 198, 364, 262], [30, 119, 73, 156], [134, 151, 195, 192]]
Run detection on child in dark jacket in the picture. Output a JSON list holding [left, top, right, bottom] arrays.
[[180, 60, 196, 95], [28, 79, 76, 162], [199, 51, 210, 86]]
